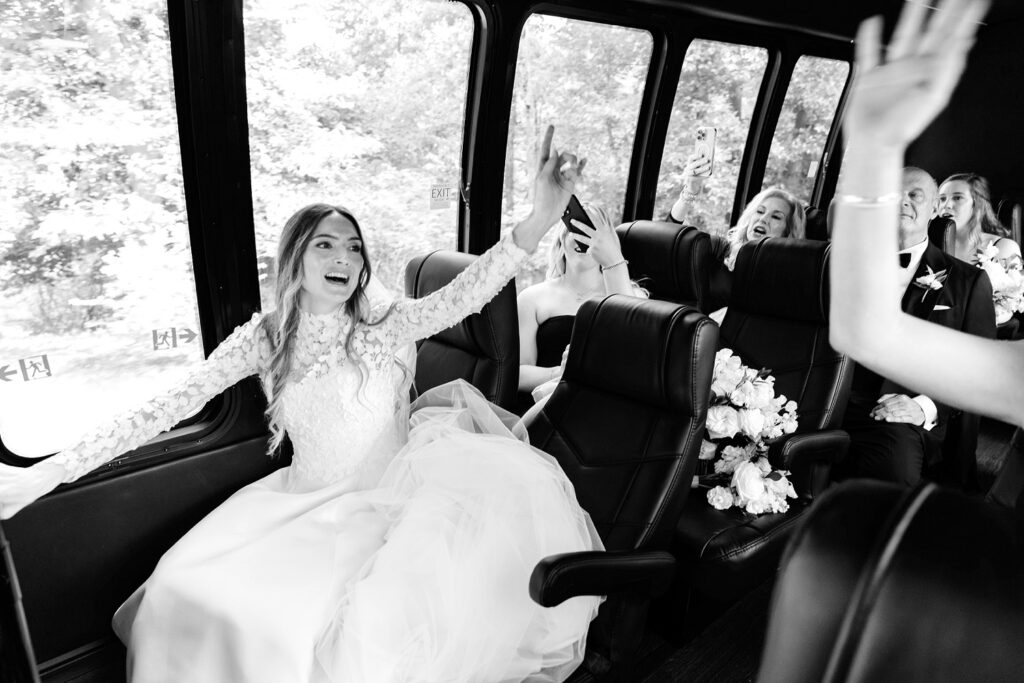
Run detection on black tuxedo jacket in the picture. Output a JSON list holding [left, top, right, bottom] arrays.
[[847, 242, 996, 485]]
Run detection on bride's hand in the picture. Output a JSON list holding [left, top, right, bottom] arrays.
[[844, 0, 989, 150], [514, 126, 586, 252], [0, 461, 66, 519]]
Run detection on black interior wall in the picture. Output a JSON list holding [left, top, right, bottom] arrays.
[[908, 20, 1024, 200]]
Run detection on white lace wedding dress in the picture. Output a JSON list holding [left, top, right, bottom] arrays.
[[50, 234, 603, 682]]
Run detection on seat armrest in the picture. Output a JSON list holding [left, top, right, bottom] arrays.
[[768, 430, 850, 500], [529, 550, 676, 607]]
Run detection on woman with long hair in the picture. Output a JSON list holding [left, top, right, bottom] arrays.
[[669, 158, 806, 315], [517, 203, 645, 406], [0, 127, 604, 682], [938, 172, 1021, 264]]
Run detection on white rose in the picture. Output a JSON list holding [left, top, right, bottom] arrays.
[[706, 405, 740, 440], [707, 486, 735, 511], [754, 457, 772, 475], [737, 408, 766, 440], [712, 353, 746, 399], [699, 439, 718, 460], [748, 380, 775, 411], [732, 460, 770, 508], [715, 444, 752, 475]]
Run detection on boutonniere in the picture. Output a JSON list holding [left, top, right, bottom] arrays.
[[914, 266, 947, 301]]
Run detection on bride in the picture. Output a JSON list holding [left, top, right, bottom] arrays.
[[0, 126, 603, 682]]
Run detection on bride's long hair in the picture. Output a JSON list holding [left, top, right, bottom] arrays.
[[260, 203, 375, 452]]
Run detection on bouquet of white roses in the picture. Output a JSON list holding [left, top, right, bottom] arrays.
[[699, 348, 799, 515], [975, 243, 1024, 325]]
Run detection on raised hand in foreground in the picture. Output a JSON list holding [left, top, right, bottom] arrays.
[[829, 0, 1024, 428]]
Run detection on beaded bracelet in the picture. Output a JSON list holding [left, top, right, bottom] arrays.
[[834, 192, 902, 206], [600, 259, 628, 273]]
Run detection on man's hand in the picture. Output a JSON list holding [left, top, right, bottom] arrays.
[[870, 393, 925, 425]]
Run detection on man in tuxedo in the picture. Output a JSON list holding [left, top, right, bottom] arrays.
[[839, 167, 996, 488]]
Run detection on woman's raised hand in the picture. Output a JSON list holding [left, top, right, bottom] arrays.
[[514, 126, 585, 253], [568, 205, 624, 269], [845, 0, 989, 150], [0, 461, 66, 519], [680, 153, 710, 194]]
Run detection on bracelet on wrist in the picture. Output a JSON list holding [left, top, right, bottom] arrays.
[[680, 190, 699, 202], [834, 191, 902, 207], [599, 259, 628, 273]]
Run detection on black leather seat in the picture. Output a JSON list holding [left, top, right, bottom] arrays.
[[671, 238, 853, 614], [758, 479, 1024, 683], [615, 220, 713, 311], [928, 215, 956, 253], [804, 205, 829, 241], [405, 250, 519, 411], [527, 295, 718, 680], [997, 194, 1024, 245]]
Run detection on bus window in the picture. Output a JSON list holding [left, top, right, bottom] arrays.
[[244, 0, 473, 306], [762, 55, 849, 201], [501, 14, 653, 290], [655, 39, 769, 236], [0, 1, 204, 458]]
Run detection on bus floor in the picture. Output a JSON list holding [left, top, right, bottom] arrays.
[[42, 582, 774, 683]]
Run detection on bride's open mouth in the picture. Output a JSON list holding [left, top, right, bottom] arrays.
[[324, 271, 351, 286]]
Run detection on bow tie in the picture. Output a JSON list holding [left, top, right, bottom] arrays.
[[899, 252, 912, 268]]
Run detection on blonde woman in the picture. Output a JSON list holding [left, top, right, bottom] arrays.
[[669, 158, 806, 315], [517, 204, 645, 406]]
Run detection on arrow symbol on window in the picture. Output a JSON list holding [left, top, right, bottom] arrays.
[[0, 365, 17, 382], [177, 328, 197, 344]]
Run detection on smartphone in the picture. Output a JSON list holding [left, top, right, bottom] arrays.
[[561, 195, 595, 253], [693, 126, 717, 177]]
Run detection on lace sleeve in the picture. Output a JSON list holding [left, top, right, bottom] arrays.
[[50, 313, 269, 482], [379, 233, 530, 348]]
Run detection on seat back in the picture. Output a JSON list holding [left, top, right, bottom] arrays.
[[404, 250, 519, 411], [804, 205, 829, 241], [997, 194, 1024, 245], [616, 220, 713, 311], [528, 294, 718, 552], [928, 216, 956, 254], [721, 238, 852, 432], [759, 480, 1024, 683]]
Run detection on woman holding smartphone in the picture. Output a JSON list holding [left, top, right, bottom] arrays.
[[516, 203, 645, 410], [667, 155, 806, 316]]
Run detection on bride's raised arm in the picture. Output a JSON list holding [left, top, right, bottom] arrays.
[[0, 314, 269, 518], [830, 0, 1024, 427], [379, 125, 584, 347]]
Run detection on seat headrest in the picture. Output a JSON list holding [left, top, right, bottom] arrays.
[[615, 220, 711, 305], [729, 237, 830, 323], [404, 250, 515, 358], [563, 295, 717, 416], [928, 216, 956, 254], [804, 205, 829, 241]]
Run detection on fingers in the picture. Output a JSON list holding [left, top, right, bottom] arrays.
[[887, 0, 929, 61], [919, 0, 986, 54], [538, 125, 555, 170], [855, 15, 882, 73]]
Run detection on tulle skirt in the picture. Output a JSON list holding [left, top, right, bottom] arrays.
[[113, 381, 603, 682]]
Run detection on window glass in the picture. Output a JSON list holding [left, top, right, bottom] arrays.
[[244, 0, 473, 307], [655, 39, 769, 236], [0, 1, 203, 458], [501, 15, 652, 290], [762, 56, 849, 202]]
